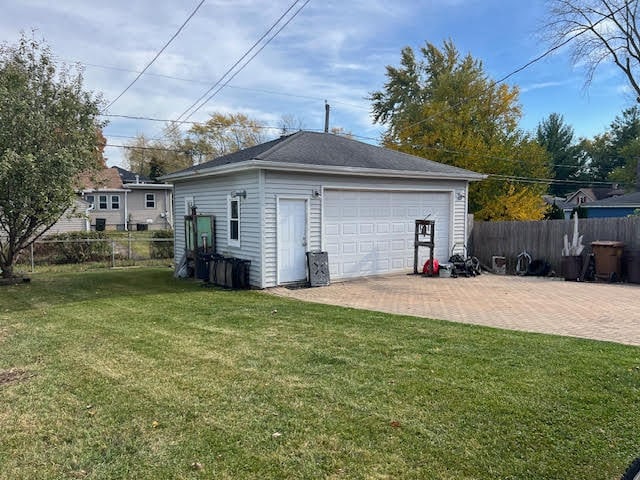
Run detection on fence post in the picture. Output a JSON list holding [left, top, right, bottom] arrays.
[[111, 240, 116, 268], [30, 243, 34, 273]]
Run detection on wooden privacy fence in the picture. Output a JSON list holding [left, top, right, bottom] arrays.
[[470, 217, 640, 274]]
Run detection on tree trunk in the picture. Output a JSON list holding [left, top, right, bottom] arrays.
[[1, 262, 14, 279]]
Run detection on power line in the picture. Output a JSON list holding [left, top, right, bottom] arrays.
[[102, 113, 324, 132], [104, 0, 206, 111], [177, 0, 313, 124], [386, 2, 630, 139], [57, 56, 370, 110], [104, 140, 629, 188]]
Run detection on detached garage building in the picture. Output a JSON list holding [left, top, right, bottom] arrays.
[[162, 131, 484, 288]]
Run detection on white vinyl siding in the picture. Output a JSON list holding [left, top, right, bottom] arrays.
[[170, 168, 469, 288], [172, 170, 261, 285], [262, 171, 468, 287]]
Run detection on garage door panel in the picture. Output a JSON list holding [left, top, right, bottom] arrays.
[[324, 190, 452, 280], [359, 223, 374, 234]]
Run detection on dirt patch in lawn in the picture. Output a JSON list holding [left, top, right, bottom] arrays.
[[0, 368, 32, 387]]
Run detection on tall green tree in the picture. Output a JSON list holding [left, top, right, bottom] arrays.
[[125, 112, 266, 177], [370, 40, 550, 220], [535, 113, 586, 196], [125, 125, 192, 179], [0, 35, 105, 278], [577, 106, 640, 184], [185, 112, 265, 162]]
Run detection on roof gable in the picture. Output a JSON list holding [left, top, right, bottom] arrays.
[[585, 191, 640, 207], [114, 166, 153, 184], [163, 131, 483, 181], [76, 168, 123, 190]]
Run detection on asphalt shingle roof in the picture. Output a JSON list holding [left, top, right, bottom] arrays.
[[167, 131, 482, 179], [114, 166, 153, 184], [586, 191, 640, 206]]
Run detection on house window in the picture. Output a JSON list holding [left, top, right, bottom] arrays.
[[85, 195, 94, 207], [228, 196, 240, 247], [145, 193, 156, 208], [98, 195, 108, 209], [111, 195, 120, 210]]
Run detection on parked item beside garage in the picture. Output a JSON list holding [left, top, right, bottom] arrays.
[[624, 250, 640, 284], [491, 256, 506, 275], [591, 240, 624, 282], [561, 255, 583, 281], [448, 244, 481, 277], [438, 262, 453, 278]]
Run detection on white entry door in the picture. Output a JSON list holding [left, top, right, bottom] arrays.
[[278, 198, 308, 283]]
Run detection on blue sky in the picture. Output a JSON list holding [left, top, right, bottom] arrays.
[[1, 0, 635, 167]]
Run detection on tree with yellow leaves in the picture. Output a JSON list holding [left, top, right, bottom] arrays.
[[370, 40, 550, 220]]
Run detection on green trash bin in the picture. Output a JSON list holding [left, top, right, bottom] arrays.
[[591, 241, 624, 282]]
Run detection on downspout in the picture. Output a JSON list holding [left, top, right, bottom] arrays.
[[85, 204, 94, 231], [124, 190, 128, 231]]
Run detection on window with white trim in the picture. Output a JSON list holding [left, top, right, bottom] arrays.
[[111, 195, 120, 210], [85, 195, 94, 207], [98, 195, 108, 209], [145, 193, 156, 208], [228, 196, 240, 247]]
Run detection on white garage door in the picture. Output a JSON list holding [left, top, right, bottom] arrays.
[[323, 190, 452, 279]]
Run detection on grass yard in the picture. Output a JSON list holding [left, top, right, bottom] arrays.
[[1, 268, 639, 479]]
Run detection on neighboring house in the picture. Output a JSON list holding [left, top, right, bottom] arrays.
[[582, 191, 640, 217], [47, 198, 92, 234], [545, 186, 625, 219], [162, 131, 485, 288], [78, 167, 174, 231]]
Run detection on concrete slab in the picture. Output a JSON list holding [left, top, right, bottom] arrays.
[[268, 274, 640, 346]]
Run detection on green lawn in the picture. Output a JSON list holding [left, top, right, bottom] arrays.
[[1, 268, 638, 479]]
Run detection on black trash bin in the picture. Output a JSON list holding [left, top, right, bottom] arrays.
[[625, 250, 640, 284], [195, 252, 212, 281], [561, 255, 583, 281], [95, 218, 106, 231]]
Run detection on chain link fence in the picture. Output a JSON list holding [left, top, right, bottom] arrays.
[[14, 231, 175, 273]]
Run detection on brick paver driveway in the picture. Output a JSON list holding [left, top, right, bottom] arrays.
[[269, 274, 640, 346]]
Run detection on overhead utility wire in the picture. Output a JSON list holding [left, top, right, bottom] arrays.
[[103, 0, 206, 111], [60, 56, 369, 110], [103, 142, 629, 187], [390, 2, 629, 138], [180, 0, 313, 122], [174, 0, 310, 124]]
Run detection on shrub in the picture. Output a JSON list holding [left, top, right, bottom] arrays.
[[150, 230, 174, 259], [35, 232, 110, 264]]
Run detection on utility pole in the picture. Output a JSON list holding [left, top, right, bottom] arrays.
[[324, 100, 330, 133]]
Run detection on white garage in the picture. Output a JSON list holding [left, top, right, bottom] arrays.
[[164, 131, 484, 288], [323, 189, 452, 279]]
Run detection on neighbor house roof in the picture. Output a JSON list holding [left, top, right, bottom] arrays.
[[76, 168, 124, 191], [161, 131, 485, 182], [566, 186, 625, 203], [113, 166, 153, 184], [583, 191, 640, 208]]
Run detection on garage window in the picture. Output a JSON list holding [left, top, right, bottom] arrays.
[[228, 196, 240, 247]]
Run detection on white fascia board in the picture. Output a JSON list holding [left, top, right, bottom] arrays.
[[80, 188, 131, 193], [585, 204, 640, 208], [164, 160, 486, 183], [125, 183, 173, 190]]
